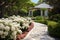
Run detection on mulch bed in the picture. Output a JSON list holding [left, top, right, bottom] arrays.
[[16, 22, 34, 40]]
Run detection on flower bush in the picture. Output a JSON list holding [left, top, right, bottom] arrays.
[[0, 15, 32, 40]]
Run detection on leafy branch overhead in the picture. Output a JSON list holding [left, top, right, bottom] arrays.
[[0, 0, 36, 17]]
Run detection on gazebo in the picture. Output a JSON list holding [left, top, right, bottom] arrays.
[[28, 2, 53, 17]]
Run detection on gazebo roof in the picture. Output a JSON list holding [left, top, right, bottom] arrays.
[[35, 2, 53, 8]]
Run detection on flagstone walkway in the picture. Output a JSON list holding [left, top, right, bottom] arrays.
[[23, 22, 55, 40]]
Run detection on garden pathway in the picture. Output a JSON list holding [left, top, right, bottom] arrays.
[[23, 22, 55, 40]]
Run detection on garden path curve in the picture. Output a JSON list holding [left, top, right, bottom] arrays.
[[23, 22, 55, 40]]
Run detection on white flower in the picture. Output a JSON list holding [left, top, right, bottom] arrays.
[[0, 31, 3, 35], [0, 20, 3, 23], [1, 18, 4, 20], [11, 27, 15, 31], [3, 32, 8, 36], [0, 23, 4, 30], [4, 26, 10, 31], [12, 31, 17, 36], [1, 35, 6, 38], [27, 17, 31, 20], [11, 31, 17, 39], [15, 24, 20, 27], [18, 26, 21, 29], [9, 20, 13, 23], [0, 15, 32, 39], [22, 26, 25, 29], [4, 22, 9, 25], [17, 30, 22, 34], [23, 23, 29, 27]]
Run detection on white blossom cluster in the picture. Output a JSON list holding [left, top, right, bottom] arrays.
[[0, 15, 32, 40]]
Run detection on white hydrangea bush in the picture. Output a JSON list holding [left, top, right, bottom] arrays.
[[0, 15, 32, 40]]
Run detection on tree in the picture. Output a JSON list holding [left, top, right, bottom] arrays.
[[0, 0, 30, 18], [45, 0, 60, 21], [17, 0, 35, 16], [21, 1, 35, 13], [46, 0, 60, 14], [38, 0, 43, 4]]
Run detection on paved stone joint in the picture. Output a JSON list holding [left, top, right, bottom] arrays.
[[23, 22, 55, 40]]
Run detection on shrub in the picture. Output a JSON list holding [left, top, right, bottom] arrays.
[[34, 16, 48, 25], [18, 10, 27, 17], [34, 20, 47, 25], [48, 21, 60, 38], [35, 16, 44, 20], [49, 14, 60, 22]]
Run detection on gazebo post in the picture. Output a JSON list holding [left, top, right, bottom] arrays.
[[45, 9, 48, 17], [32, 10, 33, 17], [28, 10, 33, 17], [28, 10, 29, 16], [28, 10, 31, 16], [41, 10, 43, 16], [28, 10, 30, 16]]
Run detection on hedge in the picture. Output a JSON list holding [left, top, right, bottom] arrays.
[[48, 21, 60, 38]]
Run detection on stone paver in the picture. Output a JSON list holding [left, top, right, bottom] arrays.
[[23, 22, 55, 40]]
